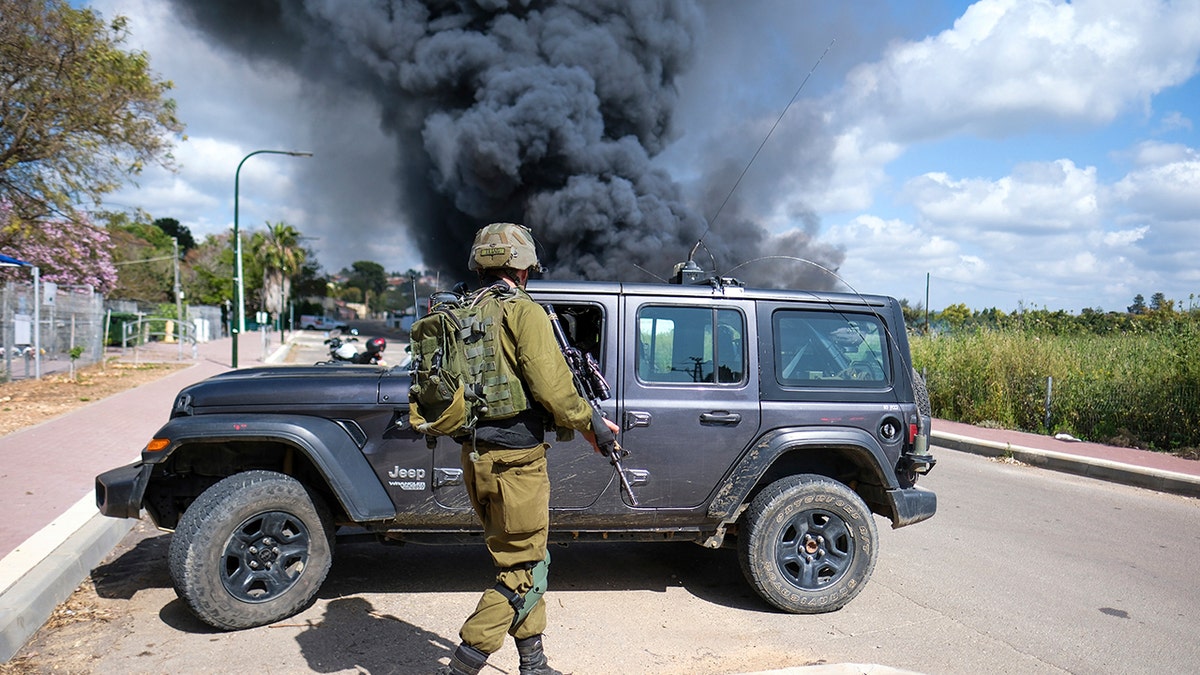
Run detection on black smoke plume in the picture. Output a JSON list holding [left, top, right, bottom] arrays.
[[170, 0, 843, 289]]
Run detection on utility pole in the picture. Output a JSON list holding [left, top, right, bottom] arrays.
[[174, 237, 183, 360], [410, 271, 419, 318], [925, 272, 931, 334]]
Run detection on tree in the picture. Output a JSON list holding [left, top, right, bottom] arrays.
[[250, 221, 306, 319], [0, 0, 184, 223], [290, 252, 328, 303], [0, 201, 118, 292], [1128, 294, 1147, 315], [185, 233, 235, 306], [344, 260, 387, 313], [898, 299, 926, 332], [940, 303, 972, 330], [105, 209, 174, 301], [1149, 292, 1174, 314], [154, 217, 195, 254]]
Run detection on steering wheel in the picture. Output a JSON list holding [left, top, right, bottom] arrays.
[[837, 361, 884, 381]]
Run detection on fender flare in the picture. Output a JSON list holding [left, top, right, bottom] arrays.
[[706, 426, 897, 521], [145, 413, 396, 522]]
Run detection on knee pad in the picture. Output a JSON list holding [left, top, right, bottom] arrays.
[[494, 550, 551, 629]]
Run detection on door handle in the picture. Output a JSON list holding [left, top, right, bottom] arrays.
[[624, 410, 652, 430], [699, 411, 742, 425], [433, 467, 463, 488]]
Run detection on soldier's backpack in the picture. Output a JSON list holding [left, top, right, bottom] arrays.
[[407, 284, 530, 440]]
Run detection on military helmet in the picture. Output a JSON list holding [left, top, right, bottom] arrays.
[[468, 222, 541, 272]]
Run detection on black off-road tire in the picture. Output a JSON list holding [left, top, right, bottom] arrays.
[[168, 471, 335, 630], [912, 367, 931, 418], [738, 474, 878, 614]]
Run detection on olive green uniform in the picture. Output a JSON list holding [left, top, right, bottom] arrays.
[[458, 288, 593, 654]]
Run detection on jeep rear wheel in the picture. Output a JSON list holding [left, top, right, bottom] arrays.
[[168, 471, 334, 630], [738, 474, 878, 614]]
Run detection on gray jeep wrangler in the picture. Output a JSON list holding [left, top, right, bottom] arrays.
[[96, 277, 936, 630]]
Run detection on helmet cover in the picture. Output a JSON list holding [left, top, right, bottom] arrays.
[[468, 222, 540, 272]]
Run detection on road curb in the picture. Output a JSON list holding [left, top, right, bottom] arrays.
[[931, 431, 1200, 499], [0, 509, 136, 662]]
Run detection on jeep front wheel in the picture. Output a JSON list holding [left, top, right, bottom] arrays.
[[168, 470, 335, 630], [738, 474, 878, 613]]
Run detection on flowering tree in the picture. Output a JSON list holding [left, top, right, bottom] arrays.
[[0, 0, 179, 297], [0, 202, 118, 293]]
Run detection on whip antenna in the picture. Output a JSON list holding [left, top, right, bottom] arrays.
[[687, 38, 836, 264]]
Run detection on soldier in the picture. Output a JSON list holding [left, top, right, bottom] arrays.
[[440, 222, 620, 675]]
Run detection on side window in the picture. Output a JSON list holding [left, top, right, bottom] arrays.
[[774, 310, 888, 386], [547, 303, 606, 371], [637, 306, 745, 384]]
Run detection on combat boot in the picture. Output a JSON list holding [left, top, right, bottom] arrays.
[[437, 643, 489, 675], [515, 634, 564, 675]]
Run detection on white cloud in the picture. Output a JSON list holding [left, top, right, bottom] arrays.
[[907, 159, 1099, 235], [769, 0, 1200, 313], [806, 126, 902, 213], [824, 215, 959, 299], [1111, 154, 1200, 221], [791, 0, 1200, 222], [174, 137, 247, 185], [1158, 111, 1193, 133], [1123, 140, 1198, 166], [835, 137, 1200, 311], [1098, 226, 1149, 248], [838, 0, 1200, 143]]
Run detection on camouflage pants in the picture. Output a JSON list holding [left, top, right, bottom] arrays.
[[458, 442, 551, 653]]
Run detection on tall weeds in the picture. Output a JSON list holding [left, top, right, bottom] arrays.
[[911, 324, 1200, 452]]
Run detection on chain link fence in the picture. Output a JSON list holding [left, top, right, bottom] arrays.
[[1, 281, 105, 379], [2, 282, 226, 380]]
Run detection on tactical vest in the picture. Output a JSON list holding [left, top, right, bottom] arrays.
[[408, 284, 531, 439]]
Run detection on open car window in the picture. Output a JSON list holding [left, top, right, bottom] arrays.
[[637, 306, 745, 385]]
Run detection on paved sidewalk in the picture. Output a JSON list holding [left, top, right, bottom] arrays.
[[1, 339, 1198, 662], [0, 333, 294, 661], [932, 418, 1200, 498]]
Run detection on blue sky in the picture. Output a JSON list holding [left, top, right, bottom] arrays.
[[91, 0, 1200, 313]]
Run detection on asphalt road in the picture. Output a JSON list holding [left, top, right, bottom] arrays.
[[13, 448, 1200, 674]]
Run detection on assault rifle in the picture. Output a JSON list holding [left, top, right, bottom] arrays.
[[542, 304, 639, 506]]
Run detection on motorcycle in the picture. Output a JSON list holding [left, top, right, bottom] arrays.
[[321, 333, 387, 365]]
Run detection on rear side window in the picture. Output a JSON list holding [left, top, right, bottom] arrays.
[[637, 306, 745, 384], [774, 310, 888, 386]]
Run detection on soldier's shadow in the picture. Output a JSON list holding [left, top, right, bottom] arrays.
[[324, 538, 762, 611], [294, 596, 454, 674]]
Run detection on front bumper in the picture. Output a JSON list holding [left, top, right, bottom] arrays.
[[95, 461, 152, 519]]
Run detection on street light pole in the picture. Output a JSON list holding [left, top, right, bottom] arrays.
[[232, 149, 312, 367]]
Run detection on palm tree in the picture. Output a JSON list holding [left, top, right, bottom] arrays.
[[250, 221, 306, 325]]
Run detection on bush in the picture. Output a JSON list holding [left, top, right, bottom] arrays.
[[105, 312, 139, 346], [912, 322, 1200, 453]]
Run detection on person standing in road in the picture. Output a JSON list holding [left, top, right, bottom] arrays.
[[439, 222, 620, 675]]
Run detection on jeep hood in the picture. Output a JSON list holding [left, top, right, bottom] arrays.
[[172, 365, 412, 413]]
